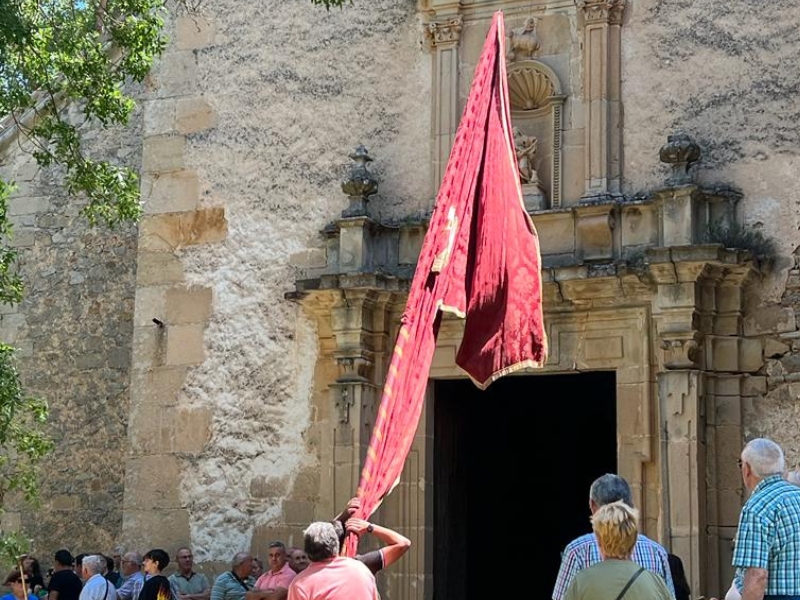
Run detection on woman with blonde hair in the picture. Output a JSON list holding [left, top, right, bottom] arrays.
[[564, 501, 672, 600]]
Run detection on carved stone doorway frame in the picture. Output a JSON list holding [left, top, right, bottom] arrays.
[[428, 305, 660, 529], [294, 225, 759, 600]]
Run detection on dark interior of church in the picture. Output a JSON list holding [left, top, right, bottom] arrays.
[[434, 370, 618, 599]]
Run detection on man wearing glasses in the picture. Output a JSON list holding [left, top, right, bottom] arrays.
[[169, 548, 209, 600], [115, 555, 143, 600], [733, 438, 800, 600]]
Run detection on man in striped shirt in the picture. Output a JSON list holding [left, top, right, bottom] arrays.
[[733, 438, 800, 600], [552, 474, 676, 600]]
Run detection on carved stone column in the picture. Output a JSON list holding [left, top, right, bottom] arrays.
[[650, 249, 710, 594], [425, 15, 462, 191], [579, 0, 625, 200], [328, 288, 383, 511], [292, 280, 414, 600], [703, 263, 760, 597]]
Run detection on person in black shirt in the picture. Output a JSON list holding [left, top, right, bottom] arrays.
[[138, 550, 173, 600], [101, 558, 122, 590], [47, 550, 82, 600], [667, 554, 691, 600]]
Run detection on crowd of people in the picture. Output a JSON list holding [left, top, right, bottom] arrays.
[[0, 498, 410, 600], [552, 437, 800, 600], [5, 437, 800, 600]]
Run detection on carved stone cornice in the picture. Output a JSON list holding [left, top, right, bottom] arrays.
[[424, 17, 463, 49], [578, 0, 626, 25]]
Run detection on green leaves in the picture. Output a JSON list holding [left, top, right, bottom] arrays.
[[0, 181, 23, 306], [1, 0, 170, 227], [0, 342, 53, 506], [0, 532, 31, 571]]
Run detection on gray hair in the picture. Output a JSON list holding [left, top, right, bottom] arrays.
[[82, 555, 104, 575], [231, 552, 252, 568], [743, 438, 785, 477], [590, 474, 634, 507], [304, 522, 339, 562], [123, 552, 142, 566]]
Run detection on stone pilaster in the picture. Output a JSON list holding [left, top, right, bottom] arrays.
[[649, 245, 759, 595], [338, 217, 377, 274], [659, 368, 706, 593], [123, 11, 221, 550], [579, 0, 625, 200], [328, 288, 395, 513], [653, 184, 704, 247], [703, 262, 759, 596], [650, 249, 710, 593], [425, 15, 462, 191]]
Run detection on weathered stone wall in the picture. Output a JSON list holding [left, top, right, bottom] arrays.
[[0, 103, 141, 553], [124, 0, 430, 563], [623, 0, 800, 454], [743, 262, 800, 458], [6, 0, 800, 577]]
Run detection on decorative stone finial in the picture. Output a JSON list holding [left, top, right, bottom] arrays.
[[659, 132, 701, 186], [341, 145, 378, 218]]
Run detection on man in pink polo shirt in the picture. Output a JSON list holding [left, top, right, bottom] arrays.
[[253, 542, 296, 600], [287, 522, 378, 600]]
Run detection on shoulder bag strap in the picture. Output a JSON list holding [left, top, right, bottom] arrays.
[[104, 579, 110, 600], [614, 566, 645, 600], [229, 572, 249, 592]]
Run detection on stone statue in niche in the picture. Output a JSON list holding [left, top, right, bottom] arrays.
[[513, 127, 546, 211], [507, 17, 541, 62], [514, 127, 541, 185]]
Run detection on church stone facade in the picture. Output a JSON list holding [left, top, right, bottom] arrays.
[[2, 0, 800, 598]]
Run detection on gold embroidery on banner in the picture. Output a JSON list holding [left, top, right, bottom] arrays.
[[432, 206, 458, 273]]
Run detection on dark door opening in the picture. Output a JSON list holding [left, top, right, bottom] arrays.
[[433, 371, 617, 600]]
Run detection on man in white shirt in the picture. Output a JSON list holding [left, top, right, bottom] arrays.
[[80, 556, 117, 600]]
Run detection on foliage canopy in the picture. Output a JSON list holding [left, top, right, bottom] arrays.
[[1, 0, 171, 227]]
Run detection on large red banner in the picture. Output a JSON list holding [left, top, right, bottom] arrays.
[[347, 10, 547, 551]]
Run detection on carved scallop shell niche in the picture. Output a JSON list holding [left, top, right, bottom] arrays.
[[507, 59, 565, 208], [508, 63, 556, 112]]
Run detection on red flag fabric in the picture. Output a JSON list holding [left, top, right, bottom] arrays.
[[346, 10, 546, 553]]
